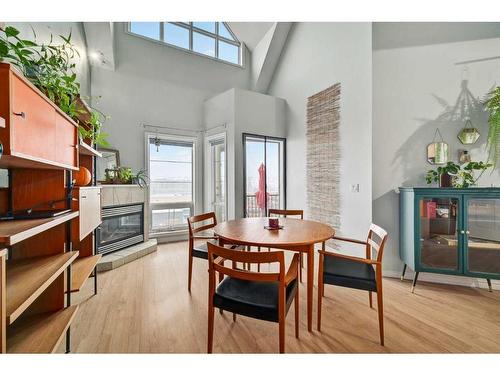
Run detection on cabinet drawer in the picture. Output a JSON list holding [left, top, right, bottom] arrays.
[[55, 112, 78, 167], [11, 74, 56, 162], [79, 188, 102, 240]]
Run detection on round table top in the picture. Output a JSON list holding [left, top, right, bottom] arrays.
[[213, 217, 335, 247]]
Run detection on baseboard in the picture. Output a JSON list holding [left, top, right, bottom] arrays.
[[383, 270, 500, 291]]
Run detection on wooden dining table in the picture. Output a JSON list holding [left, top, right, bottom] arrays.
[[213, 217, 335, 332]]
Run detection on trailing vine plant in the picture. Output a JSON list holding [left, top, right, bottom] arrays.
[[0, 25, 109, 147], [485, 87, 500, 168]]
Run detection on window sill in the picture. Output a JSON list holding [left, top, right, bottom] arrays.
[[150, 229, 189, 243]]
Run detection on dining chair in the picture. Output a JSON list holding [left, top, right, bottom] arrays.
[[207, 242, 300, 353], [187, 212, 218, 292], [264, 209, 304, 281], [317, 223, 388, 345]]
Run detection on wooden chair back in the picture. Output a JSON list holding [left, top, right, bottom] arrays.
[[268, 209, 303, 219], [187, 212, 217, 239], [366, 224, 388, 263], [207, 242, 285, 284]]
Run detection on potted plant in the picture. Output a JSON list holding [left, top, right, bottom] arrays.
[[426, 161, 492, 188], [0, 25, 109, 147], [425, 161, 460, 187], [131, 170, 150, 188]]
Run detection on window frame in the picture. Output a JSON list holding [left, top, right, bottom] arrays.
[[145, 132, 197, 235], [127, 22, 243, 67]]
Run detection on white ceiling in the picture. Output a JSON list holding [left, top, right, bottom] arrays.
[[227, 22, 274, 51]]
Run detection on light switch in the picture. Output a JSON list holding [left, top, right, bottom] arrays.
[[350, 184, 360, 193]]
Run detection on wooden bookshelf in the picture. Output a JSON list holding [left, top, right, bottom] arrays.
[[7, 305, 78, 353], [6, 251, 79, 325], [79, 140, 102, 158], [0, 249, 6, 353], [69, 254, 101, 292], [0, 211, 79, 246]]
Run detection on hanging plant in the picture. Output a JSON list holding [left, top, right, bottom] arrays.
[[484, 86, 500, 168], [0, 25, 109, 147]]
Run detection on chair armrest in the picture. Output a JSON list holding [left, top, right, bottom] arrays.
[[318, 249, 379, 265], [285, 253, 300, 286], [332, 236, 368, 246]]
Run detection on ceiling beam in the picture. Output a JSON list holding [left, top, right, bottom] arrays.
[[251, 22, 292, 94]]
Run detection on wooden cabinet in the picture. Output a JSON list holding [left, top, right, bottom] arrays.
[[400, 187, 500, 292], [0, 63, 78, 170], [74, 187, 102, 241]]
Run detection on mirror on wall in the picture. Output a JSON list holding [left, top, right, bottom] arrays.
[[97, 148, 121, 182], [427, 129, 449, 165], [427, 142, 449, 164]]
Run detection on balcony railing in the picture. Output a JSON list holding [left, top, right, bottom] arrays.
[[245, 193, 280, 217]]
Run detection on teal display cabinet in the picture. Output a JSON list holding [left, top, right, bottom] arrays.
[[399, 187, 500, 292]]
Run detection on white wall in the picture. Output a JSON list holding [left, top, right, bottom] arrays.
[[91, 22, 251, 173], [7, 22, 91, 97], [268, 23, 373, 254], [203, 88, 286, 219], [373, 30, 500, 274]]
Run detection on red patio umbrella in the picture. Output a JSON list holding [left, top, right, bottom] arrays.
[[255, 162, 267, 212]]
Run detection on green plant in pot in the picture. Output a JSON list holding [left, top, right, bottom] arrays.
[[426, 161, 492, 188], [426, 161, 460, 187], [0, 25, 109, 147], [131, 170, 150, 188]]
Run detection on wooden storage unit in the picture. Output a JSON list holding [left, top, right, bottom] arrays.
[[0, 63, 78, 171], [0, 61, 103, 353], [1, 249, 6, 353]]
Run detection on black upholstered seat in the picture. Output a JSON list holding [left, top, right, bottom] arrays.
[[193, 241, 245, 260], [323, 255, 376, 292], [214, 277, 298, 323], [192, 240, 217, 260]]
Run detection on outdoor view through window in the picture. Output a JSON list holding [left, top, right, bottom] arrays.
[[149, 137, 193, 233]]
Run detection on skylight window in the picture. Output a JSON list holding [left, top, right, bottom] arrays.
[[128, 22, 242, 66]]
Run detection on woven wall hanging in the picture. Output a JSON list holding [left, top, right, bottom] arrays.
[[306, 83, 341, 242]]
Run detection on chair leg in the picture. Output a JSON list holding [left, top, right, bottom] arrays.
[[299, 253, 303, 282], [376, 287, 384, 346], [369, 291, 373, 308], [317, 255, 324, 332], [208, 305, 215, 353], [279, 318, 285, 353], [295, 288, 299, 339], [188, 255, 193, 293]]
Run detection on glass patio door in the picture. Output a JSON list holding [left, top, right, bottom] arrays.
[[208, 136, 226, 222], [243, 134, 286, 217]]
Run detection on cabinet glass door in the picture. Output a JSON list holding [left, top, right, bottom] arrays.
[[465, 198, 500, 276], [418, 197, 461, 272]]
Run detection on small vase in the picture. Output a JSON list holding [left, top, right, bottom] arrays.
[[439, 173, 452, 188]]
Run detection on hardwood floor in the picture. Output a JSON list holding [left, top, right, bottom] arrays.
[[64, 241, 500, 353]]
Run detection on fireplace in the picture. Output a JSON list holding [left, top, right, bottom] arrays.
[[96, 203, 145, 255]]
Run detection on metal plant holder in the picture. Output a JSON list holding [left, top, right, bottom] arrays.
[[458, 119, 480, 145]]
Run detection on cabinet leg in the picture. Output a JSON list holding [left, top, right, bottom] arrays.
[[401, 264, 407, 281], [487, 279, 493, 292], [411, 272, 419, 294]]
